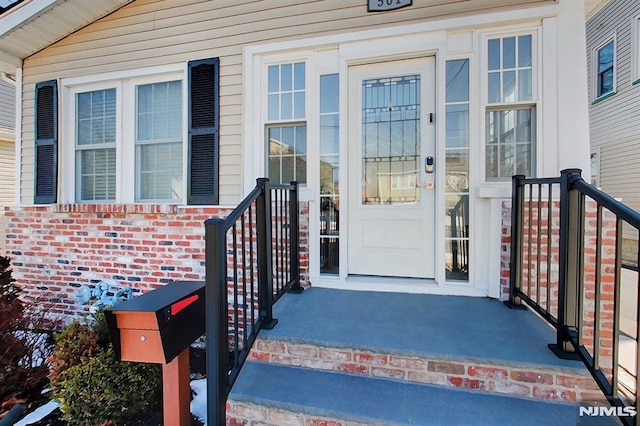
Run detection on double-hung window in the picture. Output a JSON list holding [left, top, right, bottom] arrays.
[[135, 80, 183, 202], [485, 34, 536, 180], [38, 59, 218, 205], [73, 77, 183, 203], [595, 38, 615, 98], [75, 89, 117, 201], [266, 62, 307, 185]]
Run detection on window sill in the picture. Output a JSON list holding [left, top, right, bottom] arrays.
[[54, 203, 181, 214], [592, 91, 616, 104], [477, 186, 511, 198]]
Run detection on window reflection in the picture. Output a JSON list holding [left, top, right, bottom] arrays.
[[445, 59, 470, 281], [320, 74, 340, 275]]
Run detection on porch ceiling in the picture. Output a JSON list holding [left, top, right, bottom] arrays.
[[0, 0, 134, 73]]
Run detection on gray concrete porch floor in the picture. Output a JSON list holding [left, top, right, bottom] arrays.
[[260, 287, 586, 370]]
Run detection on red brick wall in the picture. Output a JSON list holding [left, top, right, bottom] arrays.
[[3, 202, 309, 318], [501, 197, 618, 380]]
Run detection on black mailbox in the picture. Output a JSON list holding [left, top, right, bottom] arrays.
[[105, 280, 205, 364]]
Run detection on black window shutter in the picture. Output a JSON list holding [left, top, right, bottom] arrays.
[[34, 80, 58, 204], [188, 58, 220, 205]]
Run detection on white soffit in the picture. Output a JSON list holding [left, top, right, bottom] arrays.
[[0, 0, 133, 72]]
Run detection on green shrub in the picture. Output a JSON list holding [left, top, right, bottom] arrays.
[[56, 346, 161, 425], [49, 315, 162, 425], [47, 320, 100, 392]]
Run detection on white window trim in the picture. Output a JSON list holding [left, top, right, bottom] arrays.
[[633, 14, 640, 84], [590, 148, 600, 188], [593, 35, 616, 101], [257, 52, 315, 200], [479, 28, 541, 184], [61, 67, 187, 204]]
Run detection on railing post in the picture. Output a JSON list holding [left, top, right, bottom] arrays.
[[505, 174, 526, 309], [549, 168, 582, 359], [256, 178, 278, 329], [205, 218, 229, 426], [288, 181, 303, 294]]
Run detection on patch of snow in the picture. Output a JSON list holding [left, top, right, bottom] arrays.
[[14, 401, 60, 426], [190, 378, 207, 425], [191, 335, 206, 349], [12, 331, 50, 368]]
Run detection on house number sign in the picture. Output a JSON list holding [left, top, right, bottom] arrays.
[[368, 0, 412, 12]]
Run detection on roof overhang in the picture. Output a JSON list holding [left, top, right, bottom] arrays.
[[0, 0, 134, 74], [0, 0, 600, 75], [584, 0, 610, 20]]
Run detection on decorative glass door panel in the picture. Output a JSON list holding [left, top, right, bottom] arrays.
[[362, 76, 420, 205]]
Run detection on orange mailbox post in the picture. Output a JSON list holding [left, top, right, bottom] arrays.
[[105, 281, 205, 426]]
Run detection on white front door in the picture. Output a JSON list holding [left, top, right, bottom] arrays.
[[347, 57, 436, 278]]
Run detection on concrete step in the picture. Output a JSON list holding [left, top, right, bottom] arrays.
[[247, 288, 602, 404], [247, 336, 602, 405], [227, 361, 591, 426]]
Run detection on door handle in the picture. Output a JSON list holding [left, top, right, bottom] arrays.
[[417, 181, 435, 189]]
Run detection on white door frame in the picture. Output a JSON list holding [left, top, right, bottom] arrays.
[[243, 30, 490, 296]]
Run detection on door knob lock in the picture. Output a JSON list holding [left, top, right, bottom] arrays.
[[425, 156, 434, 173]]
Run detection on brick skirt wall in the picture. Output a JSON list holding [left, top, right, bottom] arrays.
[[3, 202, 309, 317], [501, 198, 620, 383]]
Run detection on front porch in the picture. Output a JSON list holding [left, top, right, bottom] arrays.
[[225, 287, 602, 425]]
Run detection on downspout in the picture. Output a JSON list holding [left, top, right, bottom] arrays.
[[9, 67, 22, 206]]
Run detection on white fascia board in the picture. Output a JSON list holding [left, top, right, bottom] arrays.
[[0, 0, 59, 36]]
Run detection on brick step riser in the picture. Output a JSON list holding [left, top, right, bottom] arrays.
[[226, 401, 371, 426], [247, 337, 604, 405]]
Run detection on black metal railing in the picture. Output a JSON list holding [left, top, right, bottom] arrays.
[[509, 169, 640, 425], [205, 178, 301, 426]]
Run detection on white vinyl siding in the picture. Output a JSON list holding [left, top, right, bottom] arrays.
[[0, 80, 14, 130], [18, 0, 552, 205], [587, 0, 640, 218], [0, 137, 13, 248], [0, 138, 15, 206]]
